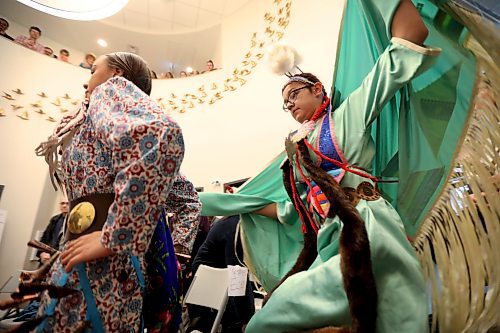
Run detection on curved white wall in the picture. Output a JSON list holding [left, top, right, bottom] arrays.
[[152, 0, 343, 192], [0, 40, 91, 286], [0, 0, 344, 286]]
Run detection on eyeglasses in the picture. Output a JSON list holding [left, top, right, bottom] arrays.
[[282, 85, 311, 111], [60, 202, 69, 205]]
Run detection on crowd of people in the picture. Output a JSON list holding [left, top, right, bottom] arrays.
[[0, 18, 96, 70], [151, 60, 217, 79], [1, 17, 216, 79]]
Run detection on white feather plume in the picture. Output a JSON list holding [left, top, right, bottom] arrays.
[[266, 43, 302, 75]]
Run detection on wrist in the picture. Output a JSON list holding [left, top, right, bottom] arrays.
[[174, 244, 189, 254]]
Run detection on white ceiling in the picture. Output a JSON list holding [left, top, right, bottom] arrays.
[[102, 0, 251, 34], [0, 0, 252, 73]]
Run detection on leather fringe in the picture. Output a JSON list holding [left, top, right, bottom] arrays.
[[413, 27, 499, 332]]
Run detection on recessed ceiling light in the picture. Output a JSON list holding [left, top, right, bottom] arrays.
[[97, 39, 108, 47], [16, 0, 129, 21]]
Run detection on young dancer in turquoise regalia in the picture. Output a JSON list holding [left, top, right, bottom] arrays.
[[200, 0, 442, 331]]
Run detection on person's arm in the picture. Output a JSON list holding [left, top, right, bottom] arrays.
[[39, 215, 64, 262], [339, 0, 440, 128], [37, 216, 55, 259], [14, 35, 24, 46], [254, 203, 277, 219], [391, 0, 428, 45], [38, 217, 54, 246], [164, 173, 202, 254], [35, 43, 45, 54], [191, 218, 226, 273]]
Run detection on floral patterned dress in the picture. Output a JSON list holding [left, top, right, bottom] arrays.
[[37, 76, 200, 332]]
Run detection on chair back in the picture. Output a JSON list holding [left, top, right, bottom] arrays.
[[0, 271, 21, 294], [184, 265, 229, 333], [184, 265, 228, 310]]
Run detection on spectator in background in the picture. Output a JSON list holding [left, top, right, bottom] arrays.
[[14, 26, 44, 53], [79, 52, 96, 69], [37, 199, 69, 264], [190, 70, 200, 76], [206, 59, 215, 72], [160, 71, 174, 79], [180, 71, 188, 78], [190, 216, 212, 261], [0, 18, 14, 41], [58, 49, 70, 62], [44, 46, 55, 58], [150, 70, 158, 79]]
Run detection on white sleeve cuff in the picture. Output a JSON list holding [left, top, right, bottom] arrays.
[[391, 37, 441, 56]]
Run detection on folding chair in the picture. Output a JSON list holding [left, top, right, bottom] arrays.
[[184, 265, 228, 333], [0, 271, 23, 327]]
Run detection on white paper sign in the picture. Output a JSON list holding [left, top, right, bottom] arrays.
[[227, 265, 248, 297]]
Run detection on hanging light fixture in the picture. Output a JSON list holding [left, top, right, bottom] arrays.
[[16, 0, 129, 21]]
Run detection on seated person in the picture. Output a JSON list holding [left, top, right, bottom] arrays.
[[0, 18, 14, 41], [79, 53, 96, 69], [43, 46, 55, 58], [187, 215, 255, 333], [58, 49, 70, 62], [160, 72, 174, 79], [3, 200, 68, 324], [204, 60, 216, 73], [37, 199, 68, 263], [14, 26, 44, 53]]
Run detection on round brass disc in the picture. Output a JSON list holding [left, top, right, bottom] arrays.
[[67, 202, 95, 234]]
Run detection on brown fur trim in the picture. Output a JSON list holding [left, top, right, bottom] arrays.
[[20, 252, 60, 283], [263, 160, 318, 305], [0, 298, 19, 311], [0, 295, 39, 311], [12, 282, 78, 300], [296, 140, 377, 333], [27, 239, 58, 255]]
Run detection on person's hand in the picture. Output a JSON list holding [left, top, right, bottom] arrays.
[[39, 252, 51, 264], [61, 231, 114, 272], [174, 244, 189, 255]]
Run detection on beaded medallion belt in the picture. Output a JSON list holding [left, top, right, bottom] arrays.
[[66, 193, 114, 241], [342, 181, 381, 206]]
